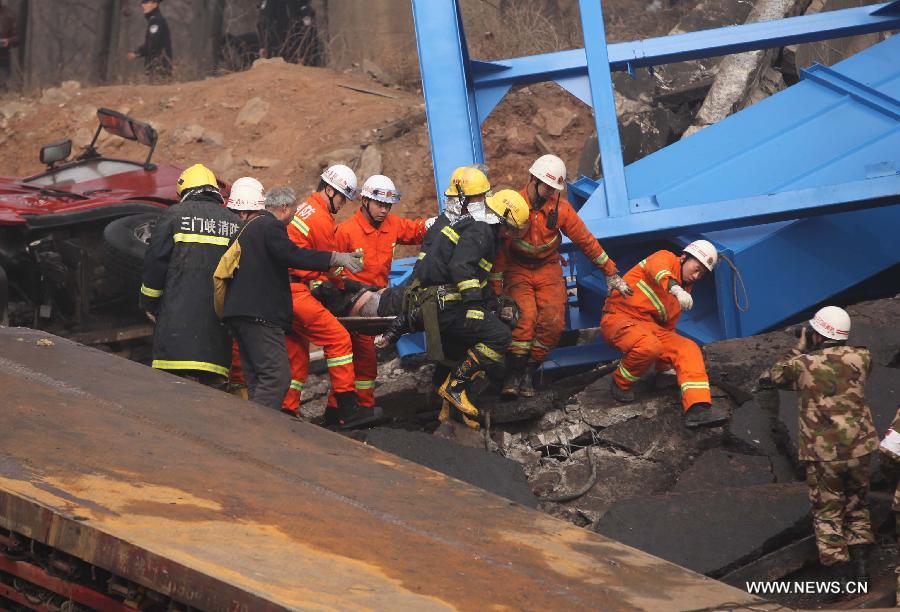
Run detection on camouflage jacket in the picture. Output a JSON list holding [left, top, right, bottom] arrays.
[[769, 345, 876, 462]]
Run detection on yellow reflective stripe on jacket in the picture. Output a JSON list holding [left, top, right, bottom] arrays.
[[680, 381, 710, 392], [474, 343, 503, 363], [417, 252, 426, 260], [309, 280, 324, 289], [655, 269, 672, 285], [326, 354, 354, 368], [173, 233, 230, 246], [478, 258, 493, 272], [513, 235, 560, 253], [465, 309, 484, 320], [532, 339, 552, 351], [594, 252, 609, 266], [441, 226, 460, 244], [152, 360, 229, 377], [355, 380, 376, 390], [457, 279, 480, 291], [291, 217, 310, 236], [510, 340, 532, 349], [636, 280, 668, 322], [140, 284, 163, 298], [290, 380, 304, 391], [443, 292, 462, 301], [487, 272, 503, 281], [617, 363, 640, 382]]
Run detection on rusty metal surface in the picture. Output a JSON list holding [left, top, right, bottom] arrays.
[[0, 328, 767, 611]]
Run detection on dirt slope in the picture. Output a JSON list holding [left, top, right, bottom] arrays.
[[0, 58, 597, 240]]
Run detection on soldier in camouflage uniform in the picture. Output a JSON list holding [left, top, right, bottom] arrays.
[[765, 306, 876, 581]]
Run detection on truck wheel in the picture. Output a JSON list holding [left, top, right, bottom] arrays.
[[102, 213, 158, 290]]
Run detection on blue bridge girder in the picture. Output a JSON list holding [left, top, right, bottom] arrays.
[[407, 0, 900, 369]]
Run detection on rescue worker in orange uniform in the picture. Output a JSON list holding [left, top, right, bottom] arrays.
[[284, 164, 376, 429], [331, 174, 428, 411], [600, 240, 728, 428], [492, 154, 632, 398]]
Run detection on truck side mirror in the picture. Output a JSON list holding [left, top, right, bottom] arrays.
[[40, 139, 73, 168]]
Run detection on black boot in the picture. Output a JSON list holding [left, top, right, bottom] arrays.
[[610, 381, 635, 403], [335, 391, 382, 430], [683, 402, 729, 429], [438, 351, 483, 419], [849, 543, 871, 583], [519, 360, 539, 398], [501, 353, 527, 399]]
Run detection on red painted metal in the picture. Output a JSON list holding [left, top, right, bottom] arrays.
[[0, 557, 133, 611], [0, 581, 54, 611]]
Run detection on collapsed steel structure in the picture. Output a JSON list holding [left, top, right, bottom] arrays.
[[400, 0, 900, 366]]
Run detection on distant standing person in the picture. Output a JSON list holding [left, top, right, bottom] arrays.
[[127, 0, 173, 80], [257, 0, 321, 66], [0, 0, 20, 90]]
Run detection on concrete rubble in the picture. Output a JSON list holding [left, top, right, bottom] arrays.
[[325, 295, 898, 586]]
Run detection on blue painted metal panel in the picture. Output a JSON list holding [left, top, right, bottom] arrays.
[[411, 0, 483, 206], [471, 3, 900, 92], [578, 0, 630, 218]]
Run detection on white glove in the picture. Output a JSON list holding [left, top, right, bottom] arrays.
[[374, 334, 389, 349], [330, 251, 364, 273], [669, 284, 693, 311], [424, 216, 438, 230], [606, 273, 633, 297]]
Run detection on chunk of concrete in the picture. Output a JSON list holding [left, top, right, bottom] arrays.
[[729, 400, 796, 482], [533, 448, 673, 519], [673, 449, 775, 492], [361, 428, 538, 508], [595, 483, 812, 576]]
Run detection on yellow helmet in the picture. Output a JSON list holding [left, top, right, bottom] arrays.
[[177, 163, 219, 196], [486, 189, 530, 231], [444, 166, 491, 198]]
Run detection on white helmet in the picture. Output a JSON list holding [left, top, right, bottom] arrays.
[[529, 154, 567, 190], [321, 164, 358, 200], [810, 306, 851, 341], [226, 177, 265, 211], [683, 239, 718, 272], [360, 175, 401, 205]]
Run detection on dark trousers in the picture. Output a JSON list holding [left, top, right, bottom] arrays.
[[228, 318, 290, 410], [438, 305, 511, 376]]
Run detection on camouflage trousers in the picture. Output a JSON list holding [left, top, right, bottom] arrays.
[[805, 455, 874, 566]]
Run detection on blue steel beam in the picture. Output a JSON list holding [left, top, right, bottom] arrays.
[[411, 0, 484, 206], [470, 3, 900, 95], [581, 174, 900, 241], [579, 0, 629, 218]]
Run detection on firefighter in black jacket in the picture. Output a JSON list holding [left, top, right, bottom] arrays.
[[128, 0, 173, 79], [408, 167, 530, 427], [140, 164, 239, 386]]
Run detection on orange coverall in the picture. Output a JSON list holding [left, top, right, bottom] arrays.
[[491, 188, 617, 363], [329, 208, 426, 408], [600, 250, 711, 411], [283, 192, 355, 414]]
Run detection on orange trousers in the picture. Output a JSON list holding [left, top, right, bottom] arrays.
[[283, 286, 355, 413], [600, 313, 711, 411], [505, 260, 568, 363], [326, 332, 377, 410]]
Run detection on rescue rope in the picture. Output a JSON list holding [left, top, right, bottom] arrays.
[[719, 252, 750, 313]]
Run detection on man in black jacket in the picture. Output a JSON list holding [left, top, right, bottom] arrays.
[[141, 164, 239, 388], [128, 0, 173, 80], [223, 186, 362, 410]]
